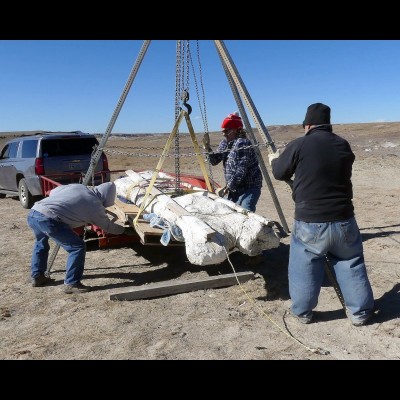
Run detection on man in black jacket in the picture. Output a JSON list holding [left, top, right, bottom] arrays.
[[268, 103, 374, 326]]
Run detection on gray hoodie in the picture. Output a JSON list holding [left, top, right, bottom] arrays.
[[32, 182, 125, 234]]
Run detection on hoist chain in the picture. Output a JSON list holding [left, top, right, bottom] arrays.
[[174, 41, 183, 195], [175, 41, 181, 193], [195, 40, 215, 190], [186, 41, 215, 191], [104, 141, 272, 158], [106, 144, 207, 151], [89, 145, 97, 186], [195, 41, 209, 135], [173, 40, 191, 196], [175, 41, 181, 124]]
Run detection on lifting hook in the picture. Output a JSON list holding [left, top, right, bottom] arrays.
[[180, 89, 192, 115]]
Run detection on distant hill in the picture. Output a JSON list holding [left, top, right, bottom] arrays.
[[1, 122, 399, 139]]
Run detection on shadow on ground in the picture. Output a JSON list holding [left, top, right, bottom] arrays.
[[80, 242, 292, 299], [373, 283, 400, 323]]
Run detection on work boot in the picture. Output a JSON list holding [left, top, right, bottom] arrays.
[[32, 274, 55, 287], [63, 282, 91, 294], [290, 310, 314, 324], [351, 312, 374, 327]]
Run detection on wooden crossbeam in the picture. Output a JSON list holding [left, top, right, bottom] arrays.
[[106, 199, 140, 224], [109, 271, 254, 301], [132, 220, 184, 246]]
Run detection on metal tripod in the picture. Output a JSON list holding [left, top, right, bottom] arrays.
[[45, 39, 290, 274]]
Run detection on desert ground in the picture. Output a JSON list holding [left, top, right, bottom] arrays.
[[0, 122, 399, 360]]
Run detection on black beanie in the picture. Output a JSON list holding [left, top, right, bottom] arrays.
[[303, 103, 331, 127]]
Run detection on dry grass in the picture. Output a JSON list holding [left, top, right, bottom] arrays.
[[1, 122, 400, 359]]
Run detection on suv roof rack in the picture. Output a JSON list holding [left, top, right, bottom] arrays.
[[15, 131, 91, 138]]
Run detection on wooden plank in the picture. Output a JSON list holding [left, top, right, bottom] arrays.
[[165, 201, 216, 239], [106, 205, 128, 223], [165, 201, 192, 217], [114, 198, 141, 214], [106, 199, 141, 223], [134, 221, 164, 236], [109, 271, 254, 301], [132, 220, 184, 246]]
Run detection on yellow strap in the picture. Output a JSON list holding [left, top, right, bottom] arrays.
[[133, 109, 214, 224], [133, 110, 186, 225]]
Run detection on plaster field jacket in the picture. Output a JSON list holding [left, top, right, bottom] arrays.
[[270, 125, 355, 222], [32, 183, 125, 234]]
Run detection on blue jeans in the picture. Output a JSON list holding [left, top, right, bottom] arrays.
[[289, 218, 374, 324], [228, 186, 261, 212], [27, 210, 86, 285]]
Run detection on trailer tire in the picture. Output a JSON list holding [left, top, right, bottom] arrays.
[[18, 178, 35, 209]]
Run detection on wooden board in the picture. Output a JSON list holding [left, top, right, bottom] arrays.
[[106, 198, 141, 224], [109, 271, 254, 301], [133, 220, 183, 246]]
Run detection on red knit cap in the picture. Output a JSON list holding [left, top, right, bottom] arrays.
[[221, 112, 243, 129]]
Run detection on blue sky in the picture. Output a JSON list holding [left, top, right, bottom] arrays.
[[1, 40, 400, 134]]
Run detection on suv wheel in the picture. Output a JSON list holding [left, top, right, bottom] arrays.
[[18, 178, 35, 209]]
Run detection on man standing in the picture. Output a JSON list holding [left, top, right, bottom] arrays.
[[27, 182, 127, 294], [203, 112, 263, 213], [268, 103, 374, 326]]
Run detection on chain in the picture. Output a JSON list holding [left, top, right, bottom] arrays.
[[195, 41, 209, 135], [185, 41, 216, 191], [105, 145, 203, 151], [175, 41, 181, 123], [185, 41, 190, 95], [104, 141, 271, 158], [174, 41, 182, 195], [89, 145, 97, 186], [196, 40, 215, 190]]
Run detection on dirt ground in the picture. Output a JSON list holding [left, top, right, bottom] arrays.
[[0, 122, 399, 360]]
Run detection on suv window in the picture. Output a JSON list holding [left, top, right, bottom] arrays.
[[1, 142, 18, 159], [41, 137, 97, 157], [21, 139, 39, 158]]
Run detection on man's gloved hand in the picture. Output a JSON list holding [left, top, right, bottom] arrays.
[[123, 227, 137, 236], [216, 186, 228, 198], [268, 150, 280, 165], [202, 133, 211, 151]]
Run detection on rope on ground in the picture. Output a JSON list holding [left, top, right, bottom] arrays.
[[223, 248, 330, 356]]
